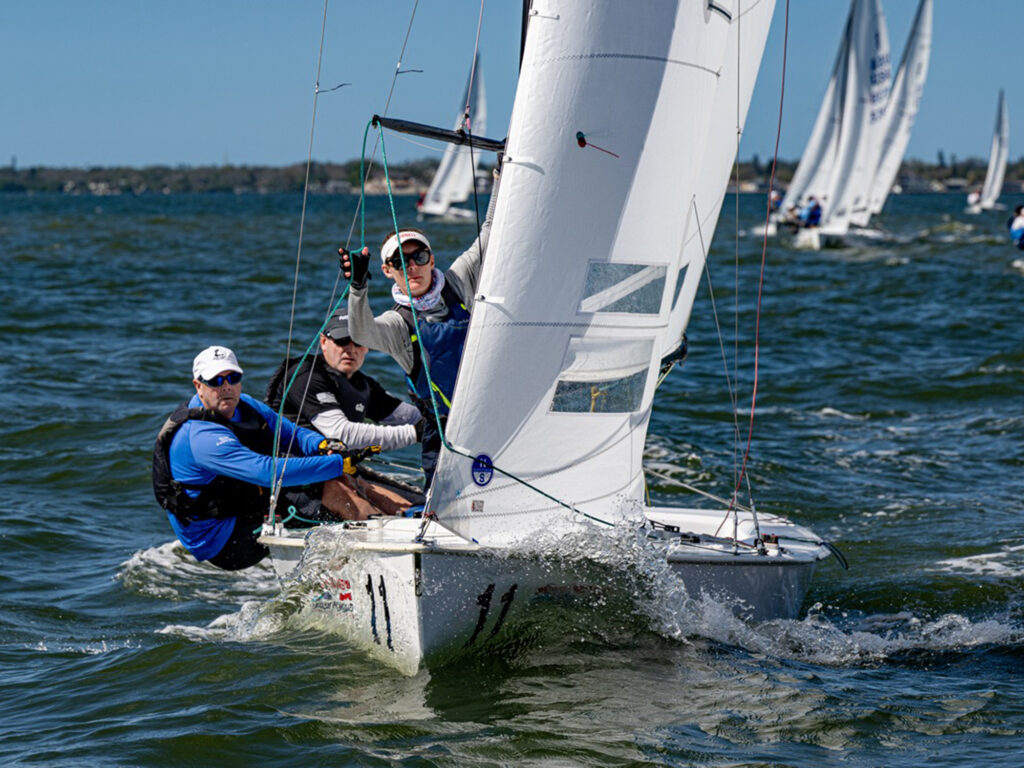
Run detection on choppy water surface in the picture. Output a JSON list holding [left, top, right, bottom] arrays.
[[1, 191, 1022, 766]]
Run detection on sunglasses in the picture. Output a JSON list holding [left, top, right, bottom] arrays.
[[385, 247, 431, 270], [327, 336, 360, 347], [199, 372, 243, 387]]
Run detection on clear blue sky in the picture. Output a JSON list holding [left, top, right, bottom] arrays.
[[1, 1, 1018, 169]]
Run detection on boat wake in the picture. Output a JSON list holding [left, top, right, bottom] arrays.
[[122, 528, 1023, 672], [118, 540, 279, 603]]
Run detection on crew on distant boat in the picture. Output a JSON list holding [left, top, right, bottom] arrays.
[[782, 203, 802, 233], [799, 196, 823, 228], [768, 188, 782, 212], [265, 310, 425, 514], [967, 188, 982, 209], [1008, 204, 1024, 249], [340, 170, 500, 489], [152, 345, 364, 570]]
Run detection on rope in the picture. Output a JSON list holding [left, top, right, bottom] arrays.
[[730, 0, 790, 511], [268, 122, 381, 514], [341, 0, 422, 252], [269, 0, 332, 524], [253, 505, 339, 535]]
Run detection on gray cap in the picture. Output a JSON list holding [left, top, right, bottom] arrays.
[[322, 312, 350, 340]]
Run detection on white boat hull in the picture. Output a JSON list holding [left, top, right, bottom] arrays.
[[262, 518, 619, 675], [260, 507, 832, 674]]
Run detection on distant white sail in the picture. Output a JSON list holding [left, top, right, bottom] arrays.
[[781, 0, 891, 236], [821, 0, 891, 234], [427, 1, 774, 546], [780, 13, 849, 214], [978, 90, 1010, 210], [862, 0, 932, 220], [418, 53, 487, 218]]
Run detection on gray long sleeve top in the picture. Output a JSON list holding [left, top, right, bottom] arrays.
[[348, 183, 499, 375]]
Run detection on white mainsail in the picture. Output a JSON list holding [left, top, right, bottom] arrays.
[[862, 0, 932, 220], [780, 0, 891, 235], [779, 13, 850, 214], [426, 1, 775, 546], [667, 0, 776, 353], [977, 90, 1010, 210], [418, 53, 488, 218], [820, 0, 891, 234]]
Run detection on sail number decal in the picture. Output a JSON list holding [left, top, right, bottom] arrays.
[[366, 574, 394, 651], [465, 583, 518, 646], [471, 454, 494, 487]]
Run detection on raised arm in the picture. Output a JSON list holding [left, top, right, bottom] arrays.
[[446, 170, 501, 308]]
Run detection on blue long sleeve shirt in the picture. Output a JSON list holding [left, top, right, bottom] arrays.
[[167, 393, 345, 560]]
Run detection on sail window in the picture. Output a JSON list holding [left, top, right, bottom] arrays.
[[579, 262, 667, 315], [551, 337, 652, 413], [670, 262, 692, 312]]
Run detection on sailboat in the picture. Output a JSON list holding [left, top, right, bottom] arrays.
[[966, 90, 1010, 214], [416, 53, 488, 222], [777, 0, 892, 249], [262, 1, 836, 675], [857, 0, 932, 226]]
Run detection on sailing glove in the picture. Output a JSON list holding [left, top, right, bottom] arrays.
[[414, 417, 428, 442], [339, 245, 371, 289]]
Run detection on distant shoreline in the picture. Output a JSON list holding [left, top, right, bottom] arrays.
[[1, 157, 1020, 196]]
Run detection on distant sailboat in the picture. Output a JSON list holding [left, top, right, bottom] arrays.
[[417, 53, 487, 222], [857, 0, 932, 225], [779, 0, 892, 249], [967, 90, 1010, 214]]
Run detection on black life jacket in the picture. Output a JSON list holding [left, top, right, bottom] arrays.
[[393, 280, 470, 418], [265, 355, 373, 427], [152, 399, 275, 523]]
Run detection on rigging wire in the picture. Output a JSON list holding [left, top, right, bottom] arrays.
[[267, 0, 426, 525], [269, 0, 332, 519], [342, 0, 422, 251], [730, 0, 791, 511]]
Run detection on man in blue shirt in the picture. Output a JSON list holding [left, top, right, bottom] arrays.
[[152, 345, 358, 570]]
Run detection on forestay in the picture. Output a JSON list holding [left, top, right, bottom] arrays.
[[418, 53, 488, 217], [426, 1, 774, 546], [979, 90, 1009, 210], [862, 0, 932, 220]]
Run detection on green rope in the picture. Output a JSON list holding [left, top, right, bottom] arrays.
[[267, 124, 378, 525], [254, 505, 341, 534], [373, 121, 613, 530]]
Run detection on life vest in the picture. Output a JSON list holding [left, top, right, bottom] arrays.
[[394, 280, 470, 418], [152, 399, 275, 523], [265, 355, 373, 427]]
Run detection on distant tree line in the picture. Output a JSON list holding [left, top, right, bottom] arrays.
[[0, 155, 1020, 195]]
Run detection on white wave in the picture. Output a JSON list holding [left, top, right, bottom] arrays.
[[934, 544, 1024, 579], [117, 540, 280, 603], [815, 407, 866, 421], [1011, 258, 1024, 274]]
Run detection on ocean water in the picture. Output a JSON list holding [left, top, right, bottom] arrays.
[[1, 191, 1022, 766]]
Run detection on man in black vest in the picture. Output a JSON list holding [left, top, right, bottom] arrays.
[[266, 312, 425, 515]]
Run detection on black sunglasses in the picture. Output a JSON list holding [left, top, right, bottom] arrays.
[[385, 247, 431, 270], [327, 336, 358, 347], [200, 372, 243, 387]]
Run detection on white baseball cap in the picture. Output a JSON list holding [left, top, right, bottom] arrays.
[[192, 345, 244, 381], [380, 230, 432, 264]]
